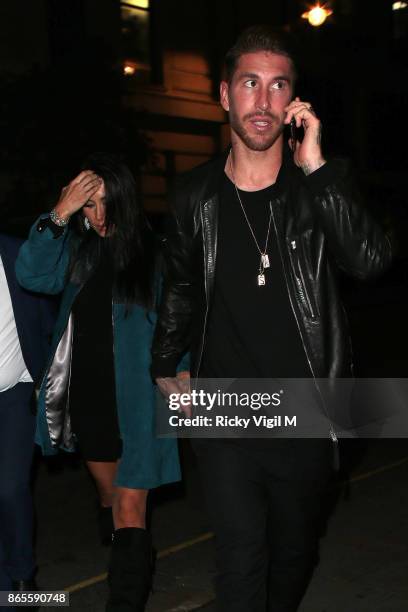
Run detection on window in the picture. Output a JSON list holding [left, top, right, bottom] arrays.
[[392, 1, 408, 39], [120, 0, 151, 81]]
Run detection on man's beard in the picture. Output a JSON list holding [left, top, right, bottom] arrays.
[[229, 106, 284, 151]]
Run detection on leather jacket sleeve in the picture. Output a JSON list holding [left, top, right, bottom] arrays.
[[305, 159, 393, 279], [151, 180, 196, 378]]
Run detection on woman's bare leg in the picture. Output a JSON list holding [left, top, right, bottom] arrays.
[[113, 487, 148, 529], [86, 461, 118, 507], [86, 462, 148, 526]]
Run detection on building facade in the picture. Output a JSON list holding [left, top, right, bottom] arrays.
[[0, 0, 406, 222]]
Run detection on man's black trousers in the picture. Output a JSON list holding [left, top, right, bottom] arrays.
[[192, 438, 333, 612], [0, 382, 36, 589]]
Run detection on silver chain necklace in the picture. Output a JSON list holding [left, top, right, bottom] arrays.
[[229, 152, 272, 286]]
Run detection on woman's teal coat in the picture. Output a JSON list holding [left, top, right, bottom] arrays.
[[16, 218, 181, 489]]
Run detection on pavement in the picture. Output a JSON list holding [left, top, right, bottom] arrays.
[[197, 443, 408, 612], [33, 438, 408, 611], [31, 280, 408, 611]]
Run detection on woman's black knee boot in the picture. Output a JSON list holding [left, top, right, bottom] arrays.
[[106, 527, 152, 612]]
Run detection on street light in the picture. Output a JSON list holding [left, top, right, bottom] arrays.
[[123, 62, 136, 76], [302, 4, 333, 27]]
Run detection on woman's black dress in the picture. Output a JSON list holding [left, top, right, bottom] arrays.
[[69, 251, 122, 461]]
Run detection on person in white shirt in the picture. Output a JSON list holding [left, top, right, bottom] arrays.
[[0, 232, 54, 599]]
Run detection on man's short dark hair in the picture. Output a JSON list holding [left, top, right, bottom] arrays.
[[224, 25, 299, 83]]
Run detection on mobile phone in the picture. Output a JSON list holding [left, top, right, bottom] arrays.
[[289, 117, 297, 153]]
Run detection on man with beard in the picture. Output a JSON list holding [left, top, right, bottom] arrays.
[[151, 26, 392, 611]]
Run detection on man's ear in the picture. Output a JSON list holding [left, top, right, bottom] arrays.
[[220, 81, 230, 112]]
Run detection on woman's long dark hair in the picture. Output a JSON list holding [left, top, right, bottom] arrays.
[[68, 152, 155, 310]]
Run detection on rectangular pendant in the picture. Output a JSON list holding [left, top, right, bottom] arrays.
[[258, 274, 265, 286], [262, 254, 270, 268]]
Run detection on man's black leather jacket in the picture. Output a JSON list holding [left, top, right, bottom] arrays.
[[151, 149, 392, 384]]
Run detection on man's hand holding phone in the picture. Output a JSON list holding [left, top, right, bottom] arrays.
[[284, 97, 326, 176]]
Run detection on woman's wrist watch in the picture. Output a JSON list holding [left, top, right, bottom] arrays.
[[50, 208, 70, 227]]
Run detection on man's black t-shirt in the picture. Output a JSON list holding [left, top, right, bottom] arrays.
[[200, 174, 310, 379]]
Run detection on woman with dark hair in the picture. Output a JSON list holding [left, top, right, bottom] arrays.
[[16, 153, 186, 611]]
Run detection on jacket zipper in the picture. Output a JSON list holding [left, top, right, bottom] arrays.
[[271, 203, 338, 446], [289, 240, 316, 319], [196, 205, 210, 376]]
